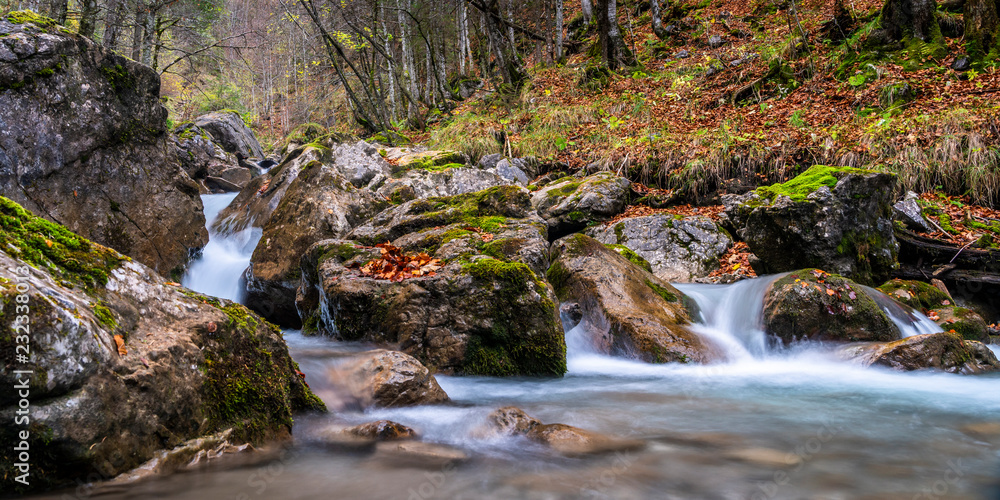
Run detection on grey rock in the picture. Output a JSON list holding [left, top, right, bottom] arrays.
[[709, 35, 725, 47], [588, 215, 732, 282], [491, 158, 531, 185], [478, 153, 505, 170], [952, 56, 971, 72], [193, 110, 265, 159], [0, 19, 207, 275], [377, 166, 516, 202], [676, 50, 691, 58], [328, 140, 392, 188], [842, 331, 1000, 374], [530, 172, 631, 238], [893, 191, 933, 232]]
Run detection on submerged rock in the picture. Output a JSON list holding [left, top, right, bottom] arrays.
[[109, 429, 251, 485], [842, 331, 1000, 374], [723, 165, 898, 285], [763, 269, 900, 343], [531, 173, 631, 238], [482, 406, 645, 456], [345, 420, 418, 441], [549, 234, 720, 363], [587, 214, 732, 282], [324, 350, 449, 409], [0, 15, 206, 275], [0, 197, 323, 494]]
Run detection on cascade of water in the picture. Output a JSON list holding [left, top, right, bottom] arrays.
[[181, 193, 262, 302]]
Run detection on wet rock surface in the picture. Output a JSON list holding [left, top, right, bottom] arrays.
[[549, 233, 720, 363], [763, 269, 900, 343]]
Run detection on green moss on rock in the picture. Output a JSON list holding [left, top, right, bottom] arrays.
[[877, 279, 951, 310], [605, 244, 652, 272], [0, 196, 125, 289], [756, 165, 877, 202]]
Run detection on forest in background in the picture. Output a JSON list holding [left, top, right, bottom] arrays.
[[2, 0, 1000, 209]]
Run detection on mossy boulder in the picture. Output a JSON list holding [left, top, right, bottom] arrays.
[[245, 146, 390, 327], [933, 306, 991, 343], [587, 214, 732, 282], [877, 279, 951, 309], [723, 165, 899, 285], [531, 173, 631, 239], [549, 234, 721, 364], [0, 202, 323, 494], [0, 16, 207, 275], [763, 269, 900, 343], [842, 331, 1000, 374], [350, 185, 539, 245], [296, 246, 565, 376], [296, 191, 564, 376]]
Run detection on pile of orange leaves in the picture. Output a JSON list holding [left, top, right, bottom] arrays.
[[358, 243, 442, 282]]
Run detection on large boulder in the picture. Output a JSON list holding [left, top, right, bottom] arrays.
[[548, 234, 720, 363], [723, 165, 898, 285], [587, 214, 732, 282], [531, 173, 631, 238], [296, 187, 566, 376], [213, 144, 326, 234], [842, 331, 1000, 374], [0, 14, 207, 275], [172, 123, 253, 193], [244, 144, 389, 326], [763, 269, 900, 343], [0, 197, 323, 494], [322, 350, 449, 409], [193, 110, 265, 159]]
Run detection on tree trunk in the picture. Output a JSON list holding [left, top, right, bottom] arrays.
[[131, 0, 146, 61], [103, 0, 126, 50], [582, 0, 594, 24], [651, 0, 668, 39], [555, 0, 564, 60], [964, 0, 1000, 57], [878, 0, 942, 43], [78, 0, 99, 37], [46, 0, 67, 24], [594, 0, 634, 70]]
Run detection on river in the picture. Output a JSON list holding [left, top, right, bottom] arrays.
[[41, 193, 1000, 500]]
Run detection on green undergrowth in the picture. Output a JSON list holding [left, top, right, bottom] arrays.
[[0, 197, 125, 289]]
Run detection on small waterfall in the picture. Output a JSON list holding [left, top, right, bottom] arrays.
[[182, 193, 262, 301], [860, 285, 943, 338], [673, 275, 945, 361], [674, 276, 782, 360]]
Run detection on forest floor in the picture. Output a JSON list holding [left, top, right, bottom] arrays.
[[418, 0, 1000, 210]]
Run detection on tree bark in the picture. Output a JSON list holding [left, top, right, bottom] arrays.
[[103, 0, 125, 51], [46, 0, 67, 25], [594, 0, 634, 70], [555, 0, 564, 60], [78, 0, 99, 37], [964, 0, 1000, 57], [582, 0, 594, 24], [651, 0, 668, 39]]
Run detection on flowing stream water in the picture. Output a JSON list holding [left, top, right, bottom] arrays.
[[51, 194, 1000, 500]]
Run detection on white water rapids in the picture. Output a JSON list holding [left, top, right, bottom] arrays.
[[45, 193, 998, 500]]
